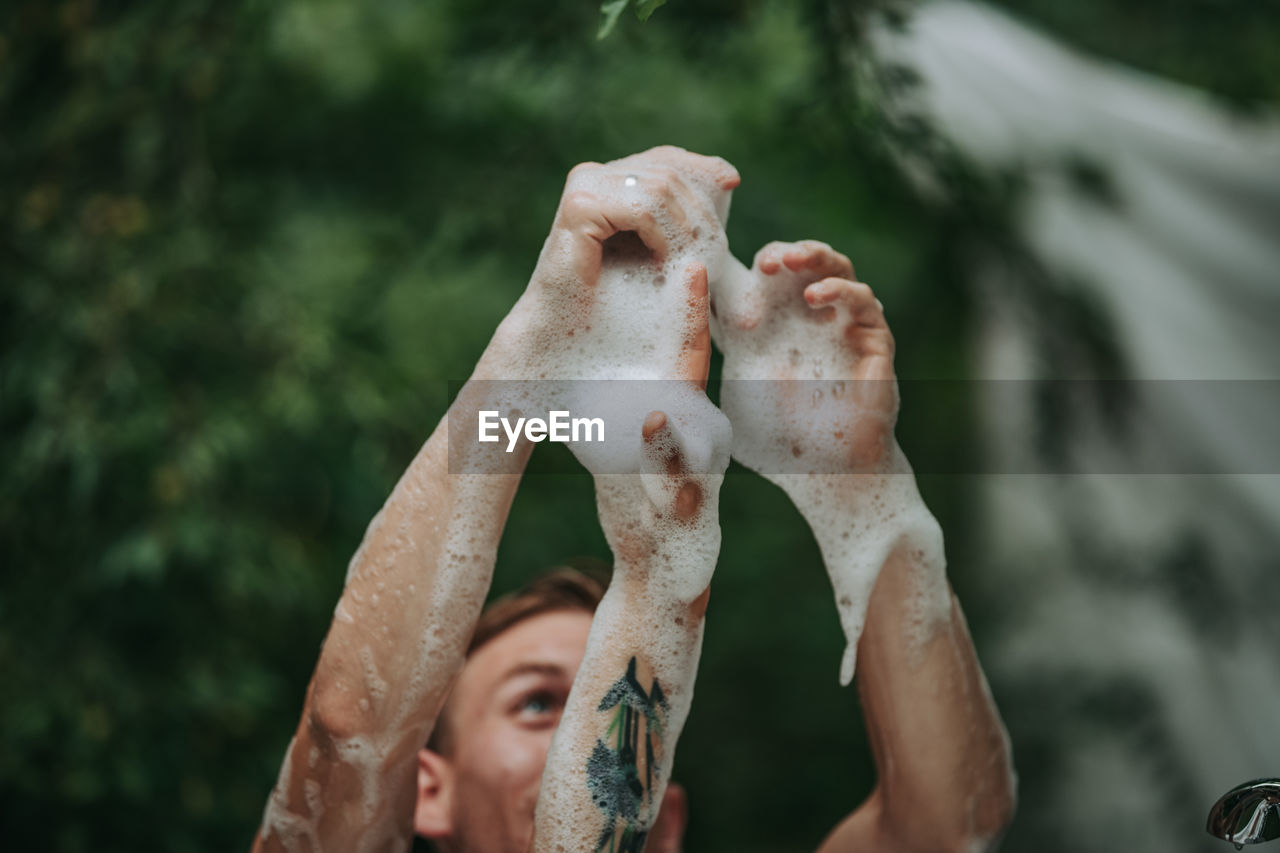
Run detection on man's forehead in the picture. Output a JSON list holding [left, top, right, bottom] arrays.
[[454, 610, 592, 701]]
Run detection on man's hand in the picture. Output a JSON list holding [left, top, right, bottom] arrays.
[[712, 239, 900, 481], [593, 401, 731, 588], [585, 245, 731, 600], [477, 147, 739, 385], [711, 239, 931, 688], [547, 147, 739, 289]]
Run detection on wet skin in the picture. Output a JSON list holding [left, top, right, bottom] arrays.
[[413, 610, 687, 853]]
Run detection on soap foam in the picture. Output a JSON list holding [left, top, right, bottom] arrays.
[[266, 147, 740, 852], [471, 150, 735, 388], [781, 461, 950, 685], [526, 149, 735, 851], [268, 146, 948, 849], [261, 453, 509, 851], [710, 244, 952, 684], [534, 585, 711, 851]]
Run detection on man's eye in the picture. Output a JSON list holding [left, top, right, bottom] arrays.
[[516, 691, 560, 718]]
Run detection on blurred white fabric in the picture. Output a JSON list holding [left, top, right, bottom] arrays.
[[874, 4, 1280, 850]]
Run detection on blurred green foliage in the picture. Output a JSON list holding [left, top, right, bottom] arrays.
[[598, 0, 670, 39], [1, 1, 1274, 851]]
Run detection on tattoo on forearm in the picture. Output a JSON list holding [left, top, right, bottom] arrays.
[[586, 657, 668, 853]]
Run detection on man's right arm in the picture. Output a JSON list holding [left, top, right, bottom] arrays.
[[253, 385, 533, 853], [253, 151, 720, 852]]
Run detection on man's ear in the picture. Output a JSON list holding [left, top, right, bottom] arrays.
[[413, 748, 454, 839]]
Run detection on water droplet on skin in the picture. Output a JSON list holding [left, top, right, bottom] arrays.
[[812, 388, 824, 406], [832, 381, 845, 398]]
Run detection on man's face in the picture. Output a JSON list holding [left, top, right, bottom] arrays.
[[414, 609, 686, 852], [418, 609, 590, 851]]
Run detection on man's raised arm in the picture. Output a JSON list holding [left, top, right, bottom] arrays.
[[712, 239, 1015, 852], [817, 538, 1015, 852], [252, 151, 723, 852], [252, 390, 529, 853]]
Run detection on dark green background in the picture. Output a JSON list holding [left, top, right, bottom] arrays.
[[3, 1, 1276, 850]]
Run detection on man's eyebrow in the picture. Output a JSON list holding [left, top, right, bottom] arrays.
[[498, 661, 571, 684]]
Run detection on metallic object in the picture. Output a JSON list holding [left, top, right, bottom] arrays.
[[1208, 779, 1280, 847]]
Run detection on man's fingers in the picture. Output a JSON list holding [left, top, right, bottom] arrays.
[[782, 240, 855, 279], [804, 277, 883, 323], [641, 410, 684, 479], [641, 412, 704, 520], [562, 187, 670, 262], [642, 410, 668, 443], [678, 263, 712, 389], [567, 160, 604, 179], [754, 242, 786, 275], [756, 241, 855, 282], [673, 480, 703, 521], [805, 278, 895, 358], [560, 165, 720, 272], [660, 168, 720, 238], [557, 168, 672, 286], [615, 167, 719, 253], [614, 145, 740, 193]]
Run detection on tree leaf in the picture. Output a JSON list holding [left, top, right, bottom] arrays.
[[598, 0, 631, 40], [635, 0, 667, 23]]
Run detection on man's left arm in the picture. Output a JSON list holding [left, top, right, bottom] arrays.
[[711, 238, 1015, 852], [816, 525, 1016, 853]]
